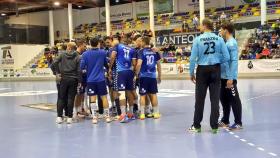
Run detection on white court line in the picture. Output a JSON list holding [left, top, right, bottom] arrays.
[[247, 143, 255, 147], [0, 88, 10, 91], [246, 90, 280, 101], [222, 90, 280, 157], [269, 153, 278, 157], [240, 139, 247, 142]]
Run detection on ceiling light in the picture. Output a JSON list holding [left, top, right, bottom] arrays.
[[78, 5, 82, 8], [1, 13, 6, 16], [54, 1, 60, 6]]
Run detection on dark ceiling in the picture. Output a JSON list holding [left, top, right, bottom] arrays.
[[0, 0, 147, 16]]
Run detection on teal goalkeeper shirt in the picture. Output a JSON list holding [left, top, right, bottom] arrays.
[[189, 32, 230, 76], [221, 37, 239, 80]]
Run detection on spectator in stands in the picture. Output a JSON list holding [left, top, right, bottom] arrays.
[[220, 12, 227, 21], [192, 14, 199, 30], [260, 21, 271, 32], [261, 44, 271, 59], [240, 50, 248, 60], [273, 20, 280, 36], [182, 21, 189, 32]]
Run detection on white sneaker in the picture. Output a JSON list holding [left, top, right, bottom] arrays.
[[105, 116, 112, 123], [56, 117, 63, 124], [66, 118, 73, 124], [92, 117, 98, 124]]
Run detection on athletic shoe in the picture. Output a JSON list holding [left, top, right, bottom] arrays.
[[153, 113, 161, 119], [212, 128, 219, 134], [146, 113, 153, 118], [188, 125, 201, 133], [66, 118, 73, 124], [119, 114, 129, 123], [218, 121, 229, 128], [229, 123, 243, 131], [105, 116, 112, 123], [139, 114, 145, 120], [114, 115, 120, 121], [92, 117, 98, 124], [127, 113, 136, 120], [56, 117, 63, 124]]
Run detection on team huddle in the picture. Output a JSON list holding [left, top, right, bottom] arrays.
[[51, 33, 161, 125], [51, 19, 243, 133]]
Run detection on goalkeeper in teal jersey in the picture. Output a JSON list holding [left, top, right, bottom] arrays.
[[188, 19, 230, 134], [219, 22, 243, 131]]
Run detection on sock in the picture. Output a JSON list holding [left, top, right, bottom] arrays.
[[77, 106, 82, 113], [104, 108, 110, 117], [140, 106, 145, 115], [129, 106, 134, 113], [145, 106, 151, 114], [90, 103, 98, 117], [73, 107, 77, 116], [153, 106, 159, 113], [115, 99, 121, 115], [121, 106, 126, 115]]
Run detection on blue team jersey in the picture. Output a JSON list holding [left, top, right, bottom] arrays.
[[113, 44, 136, 72], [189, 32, 230, 76], [221, 37, 238, 80], [80, 48, 107, 83], [137, 48, 161, 78]]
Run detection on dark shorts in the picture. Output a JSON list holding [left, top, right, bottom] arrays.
[[87, 81, 108, 96], [116, 70, 135, 91], [139, 77, 158, 95]]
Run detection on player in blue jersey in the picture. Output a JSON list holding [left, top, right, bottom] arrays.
[[188, 19, 230, 133], [104, 36, 121, 118], [73, 39, 89, 120], [132, 35, 153, 118], [219, 22, 243, 130], [80, 37, 111, 124], [109, 35, 136, 123], [135, 36, 162, 120]]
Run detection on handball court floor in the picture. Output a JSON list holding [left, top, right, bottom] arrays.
[[0, 79, 279, 158]]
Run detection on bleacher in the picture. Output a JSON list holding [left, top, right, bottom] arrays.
[[74, 1, 280, 37]]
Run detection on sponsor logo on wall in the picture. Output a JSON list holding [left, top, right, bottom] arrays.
[[1, 46, 14, 67], [156, 33, 200, 46]]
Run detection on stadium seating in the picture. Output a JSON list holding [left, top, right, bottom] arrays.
[[74, 1, 280, 37]]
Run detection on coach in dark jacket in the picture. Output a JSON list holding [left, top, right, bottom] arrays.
[[52, 42, 81, 124]]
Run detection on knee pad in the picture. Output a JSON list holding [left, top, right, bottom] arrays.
[[119, 91, 126, 100]]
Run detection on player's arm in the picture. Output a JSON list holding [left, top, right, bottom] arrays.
[[80, 53, 87, 73], [52, 53, 62, 76], [157, 60, 162, 84], [228, 43, 238, 80], [189, 38, 199, 83], [227, 42, 239, 88], [109, 51, 117, 71], [219, 38, 231, 80], [76, 56, 82, 85], [135, 59, 142, 78]]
